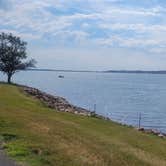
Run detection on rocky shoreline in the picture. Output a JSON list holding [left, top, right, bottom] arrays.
[[20, 85, 166, 138], [22, 85, 96, 117], [137, 127, 166, 138]]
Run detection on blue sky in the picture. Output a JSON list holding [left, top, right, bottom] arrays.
[[1, 0, 166, 70]]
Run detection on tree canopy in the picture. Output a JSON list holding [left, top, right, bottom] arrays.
[[0, 32, 36, 83]]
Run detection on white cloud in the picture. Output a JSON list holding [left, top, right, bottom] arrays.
[[96, 35, 166, 50], [1, 0, 166, 69], [0, 29, 41, 40], [99, 23, 166, 33]]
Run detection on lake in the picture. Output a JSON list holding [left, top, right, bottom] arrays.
[[1, 71, 166, 133]]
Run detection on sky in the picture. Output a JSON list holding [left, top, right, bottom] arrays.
[[1, 0, 166, 70]]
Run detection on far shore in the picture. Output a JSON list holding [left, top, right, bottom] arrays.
[[25, 68, 166, 74]]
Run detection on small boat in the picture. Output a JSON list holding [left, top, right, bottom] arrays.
[[58, 75, 64, 78]]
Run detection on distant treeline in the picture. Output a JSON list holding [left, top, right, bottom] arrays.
[[104, 70, 166, 74], [25, 69, 166, 74]]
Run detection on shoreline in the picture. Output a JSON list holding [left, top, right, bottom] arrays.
[[21, 84, 112, 121], [18, 84, 166, 138], [1, 83, 166, 165]]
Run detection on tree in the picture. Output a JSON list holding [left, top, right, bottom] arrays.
[[0, 32, 36, 83]]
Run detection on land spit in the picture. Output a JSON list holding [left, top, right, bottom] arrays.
[[20, 85, 166, 138]]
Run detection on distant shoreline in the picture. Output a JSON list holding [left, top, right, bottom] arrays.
[[26, 68, 166, 74]]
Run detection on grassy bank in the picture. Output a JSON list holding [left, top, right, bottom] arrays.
[[0, 84, 166, 166]]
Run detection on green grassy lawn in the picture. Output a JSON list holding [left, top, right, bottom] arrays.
[[0, 83, 166, 166]]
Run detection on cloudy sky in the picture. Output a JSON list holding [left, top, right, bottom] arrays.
[[1, 0, 166, 70]]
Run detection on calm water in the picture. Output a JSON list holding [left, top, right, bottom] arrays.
[[1, 71, 166, 133]]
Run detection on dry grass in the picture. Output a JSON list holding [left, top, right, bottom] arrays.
[[0, 83, 166, 166]]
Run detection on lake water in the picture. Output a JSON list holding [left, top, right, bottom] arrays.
[[1, 71, 166, 133]]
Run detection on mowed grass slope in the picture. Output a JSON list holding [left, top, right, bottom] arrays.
[[0, 84, 166, 166]]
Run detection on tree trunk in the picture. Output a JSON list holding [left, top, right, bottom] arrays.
[[7, 73, 12, 84]]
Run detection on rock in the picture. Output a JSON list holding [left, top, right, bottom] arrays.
[[24, 85, 94, 116], [138, 128, 145, 131], [151, 130, 160, 136], [144, 129, 153, 134], [158, 133, 165, 138]]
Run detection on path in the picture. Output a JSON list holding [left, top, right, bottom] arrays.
[[0, 150, 18, 166]]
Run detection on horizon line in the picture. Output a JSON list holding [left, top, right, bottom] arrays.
[[26, 68, 166, 74]]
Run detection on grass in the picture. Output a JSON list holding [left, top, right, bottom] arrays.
[[0, 83, 166, 166]]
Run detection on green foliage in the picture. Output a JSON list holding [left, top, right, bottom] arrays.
[[5, 143, 30, 157], [1, 133, 18, 141], [0, 32, 36, 83]]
